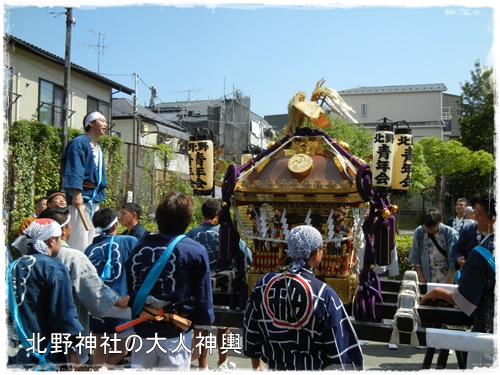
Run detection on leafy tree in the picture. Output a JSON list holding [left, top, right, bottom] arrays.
[[413, 137, 495, 211], [445, 149, 496, 203], [459, 59, 495, 153], [273, 116, 372, 161], [320, 116, 373, 161], [408, 141, 433, 195]]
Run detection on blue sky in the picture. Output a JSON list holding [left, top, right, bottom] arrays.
[[3, 1, 495, 116]]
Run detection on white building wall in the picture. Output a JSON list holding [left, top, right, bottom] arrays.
[[250, 118, 263, 150], [112, 118, 135, 144], [250, 118, 274, 152], [8, 48, 110, 127], [340, 90, 443, 124], [408, 125, 443, 141], [171, 152, 190, 175], [364, 124, 443, 142]]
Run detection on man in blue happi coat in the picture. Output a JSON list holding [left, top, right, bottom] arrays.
[[84, 208, 137, 368], [63, 111, 108, 251], [186, 198, 251, 370], [39, 207, 130, 369], [243, 225, 363, 370], [125, 192, 214, 370], [8, 219, 83, 370]]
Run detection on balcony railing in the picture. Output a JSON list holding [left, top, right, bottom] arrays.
[[442, 107, 452, 120]]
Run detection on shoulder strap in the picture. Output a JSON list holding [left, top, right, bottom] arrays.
[[132, 234, 186, 317], [472, 245, 495, 273], [100, 235, 115, 281], [428, 233, 448, 259]]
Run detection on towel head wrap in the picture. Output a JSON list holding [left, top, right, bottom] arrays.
[[286, 225, 323, 271], [84, 111, 105, 130], [12, 218, 62, 255]]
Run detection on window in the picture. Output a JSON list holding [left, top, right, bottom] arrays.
[[361, 103, 367, 117], [87, 96, 110, 120], [39, 79, 64, 126]]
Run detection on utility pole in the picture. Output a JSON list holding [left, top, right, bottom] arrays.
[[132, 73, 138, 199], [61, 7, 74, 189]]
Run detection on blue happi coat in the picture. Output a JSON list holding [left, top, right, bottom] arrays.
[[452, 234, 495, 333], [63, 134, 107, 204], [451, 222, 484, 267], [7, 252, 83, 366], [84, 233, 137, 333], [243, 265, 364, 370], [186, 221, 252, 272], [125, 232, 214, 338]]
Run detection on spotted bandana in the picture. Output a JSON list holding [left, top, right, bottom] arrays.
[[12, 218, 62, 255], [286, 225, 323, 272]]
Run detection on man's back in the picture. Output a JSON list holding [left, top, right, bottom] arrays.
[[186, 222, 220, 271], [85, 233, 137, 295], [125, 232, 215, 338], [8, 253, 83, 365], [243, 266, 363, 370]]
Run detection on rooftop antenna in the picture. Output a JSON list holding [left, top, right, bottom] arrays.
[[171, 89, 201, 114], [172, 89, 202, 102], [79, 29, 109, 73]]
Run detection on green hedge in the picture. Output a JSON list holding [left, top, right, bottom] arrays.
[[395, 235, 414, 280], [5, 120, 124, 244]]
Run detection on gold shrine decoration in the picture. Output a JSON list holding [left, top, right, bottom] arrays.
[[241, 153, 253, 166], [284, 79, 358, 133], [371, 119, 395, 191], [188, 135, 214, 196], [288, 153, 313, 178], [391, 124, 413, 195]]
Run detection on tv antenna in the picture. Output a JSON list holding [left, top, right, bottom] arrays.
[[79, 29, 109, 73], [172, 89, 202, 102]]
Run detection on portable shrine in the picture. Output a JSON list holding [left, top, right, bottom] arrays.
[[214, 79, 403, 307]]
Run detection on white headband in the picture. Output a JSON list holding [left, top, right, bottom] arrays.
[[95, 217, 118, 235], [61, 214, 71, 228], [84, 112, 105, 129]]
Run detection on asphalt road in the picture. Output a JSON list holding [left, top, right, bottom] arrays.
[[191, 328, 460, 371]]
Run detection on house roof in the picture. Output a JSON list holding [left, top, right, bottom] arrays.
[[155, 99, 221, 119], [250, 111, 272, 128], [338, 83, 447, 94], [5, 33, 134, 95], [154, 99, 272, 130], [112, 98, 191, 141]]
